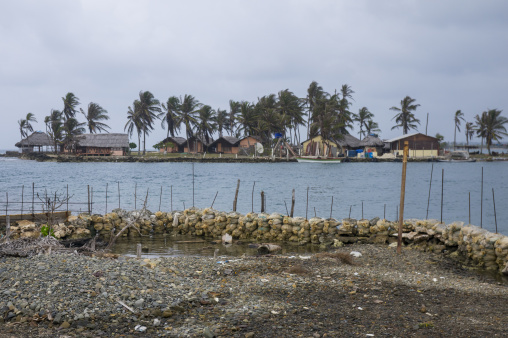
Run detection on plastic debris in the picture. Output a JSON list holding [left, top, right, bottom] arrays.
[[350, 251, 362, 258], [135, 325, 147, 332]]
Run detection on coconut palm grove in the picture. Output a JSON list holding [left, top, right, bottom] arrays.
[[17, 81, 508, 156]]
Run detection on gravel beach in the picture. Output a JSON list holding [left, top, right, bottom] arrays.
[[0, 244, 507, 337]]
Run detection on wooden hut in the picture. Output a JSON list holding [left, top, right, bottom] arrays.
[[209, 136, 240, 154], [334, 134, 362, 156], [184, 136, 210, 153], [158, 136, 186, 153], [385, 132, 440, 158], [238, 136, 263, 155], [75, 133, 129, 156], [15, 132, 54, 153], [359, 135, 385, 157]]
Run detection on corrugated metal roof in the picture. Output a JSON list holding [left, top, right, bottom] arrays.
[[385, 132, 431, 143]]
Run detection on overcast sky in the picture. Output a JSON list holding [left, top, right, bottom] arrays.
[[1, 0, 507, 150]]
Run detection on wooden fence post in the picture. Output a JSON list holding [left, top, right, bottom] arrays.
[[233, 179, 240, 212], [397, 141, 409, 254]]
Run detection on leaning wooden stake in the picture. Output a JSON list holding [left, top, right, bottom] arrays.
[[211, 191, 218, 208], [251, 181, 255, 213], [117, 182, 120, 209], [329, 196, 334, 219], [397, 141, 409, 254], [468, 192, 471, 224], [105, 183, 108, 215], [159, 186, 162, 211], [233, 179, 240, 212], [136, 243, 141, 259], [290, 189, 295, 217], [21, 185, 24, 220], [261, 191, 265, 213], [306, 187, 309, 220], [426, 163, 434, 219], [492, 188, 498, 233]]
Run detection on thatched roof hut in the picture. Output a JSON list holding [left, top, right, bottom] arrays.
[[15, 132, 53, 153], [159, 136, 187, 153], [209, 136, 240, 154], [75, 133, 129, 156], [333, 134, 362, 148], [76, 133, 129, 148], [359, 135, 385, 147]]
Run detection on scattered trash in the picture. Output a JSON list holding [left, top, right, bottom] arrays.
[[357, 307, 363, 310], [350, 251, 362, 258], [271, 310, 280, 315], [217, 260, 230, 264], [432, 278, 438, 282], [135, 325, 147, 332], [153, 318, 160, 326], [354, 272, 359, 276], [366, 334, 375, 337], [222, 233, 232, 245]]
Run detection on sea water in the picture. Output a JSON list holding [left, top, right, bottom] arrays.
[[0, 157, 506, 235]]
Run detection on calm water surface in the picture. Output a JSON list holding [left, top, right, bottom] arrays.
[[0, 157, 507, 235]]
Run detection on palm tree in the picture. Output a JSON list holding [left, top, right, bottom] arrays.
[[306, 81, 324, 140], [364, 119, 381, 136], [390, 96, 421, 134], [18, 119, 28, 139], [125, 104, 143, 156], [45, 110, 63, 153], [18, 113, 37, 140], [474, 112, 487, 154], [353, 107, 374, 140], [81, 103, 110, 133], [135, 91, 162, 155], [236, 101, 257, 137], [62, 117, 86, 152], [195, 105, 217, 148], [277, 89, 305, 144], [62, 93, 80, 120], [482, 109, 508, 155], [453, 110, 465, 150], [228, 100, 240, 136], [161, 96, 181, 138], [216, 108, 228, 138], [465, 122, 475, 146], [176, 94, 200, 139]]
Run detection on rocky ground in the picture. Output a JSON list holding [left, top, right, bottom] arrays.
[[0, 244, 507, 337]]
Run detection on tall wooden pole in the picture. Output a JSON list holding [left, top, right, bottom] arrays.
[[192, 163, 195, 207], [468, 192, 471, 224], [233, 179, 240, 212], [426, 163, 434, 219], [397, 141, 409, 254], [329, 196, 334, 219], [117, 182, 120, 209], [105, 183, 108, 215], [290, 189, 295, 217], [21, 185, 24, 220], [261, 191, 265, 213], [32, 182, 35, 217], [159, 186, 162, 211], [440, 169, 444, 224], [492, 188, 498, 234], [305, 187, 309, 220], [134, 183, 137, 210], [251, 181, 255, 213], [87, 185, 90, 214], [480, 167, 483, 228]]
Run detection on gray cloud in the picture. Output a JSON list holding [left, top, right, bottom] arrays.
[[1, 0, 507, 149]]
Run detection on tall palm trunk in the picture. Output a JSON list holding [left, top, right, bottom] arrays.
[[454, 125, 457, 150], [143, 131, 146, 155], [138, 134, 141, 156]]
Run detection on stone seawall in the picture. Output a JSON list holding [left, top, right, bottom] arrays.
[[3, 208, 508, 275]]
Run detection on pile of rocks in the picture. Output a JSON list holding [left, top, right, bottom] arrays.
[[2, 208, 508, 275]]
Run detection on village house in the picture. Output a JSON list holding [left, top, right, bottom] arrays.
[[209, 136, 240, 154], [359, 134, 385, 158], [385, 132, 440, 158], [184, 136, 210, 153], [74, 133, 129, 156], [158, 136, 187, 153]]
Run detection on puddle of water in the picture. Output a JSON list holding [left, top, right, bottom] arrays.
[[110, 235, 328, 259]]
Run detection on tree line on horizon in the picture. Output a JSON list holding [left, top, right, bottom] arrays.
[[17, 82, 508, 155]]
